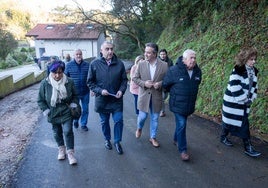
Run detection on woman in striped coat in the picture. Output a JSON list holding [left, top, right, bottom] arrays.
[[220, 47, 261, 157]]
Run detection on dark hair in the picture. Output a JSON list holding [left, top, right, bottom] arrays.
[[159, 49, 167, 54], [145, 43, 159, 54], [49, 60, 65, 73]]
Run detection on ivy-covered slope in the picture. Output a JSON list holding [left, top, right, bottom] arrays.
[[157, 1, 268, 137]]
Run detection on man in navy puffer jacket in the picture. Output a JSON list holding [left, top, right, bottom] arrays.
[[65, 49, 90, 131], [163, 49, 202, 161]]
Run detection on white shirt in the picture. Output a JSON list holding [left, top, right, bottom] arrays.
[[149, 61, 157, 80]]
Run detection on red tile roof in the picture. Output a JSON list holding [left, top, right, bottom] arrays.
[[26, 23, 102, 40]]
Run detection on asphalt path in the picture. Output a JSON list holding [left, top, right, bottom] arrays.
[[12, 87, 268, 188]]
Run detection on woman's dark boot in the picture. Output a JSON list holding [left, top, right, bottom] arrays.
[[220, 127, 233, 147], [243, 139, 261, 157]]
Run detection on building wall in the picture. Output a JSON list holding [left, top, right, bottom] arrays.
[[34, 38, 105, 59]]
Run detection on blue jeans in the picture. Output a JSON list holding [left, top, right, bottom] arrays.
[[137, 101, 159, 138], [99, 111, 123, 143], [74, 92, 89, 127], [133, 94, 139, 115], [173, 113, 188, 153], [52, 119, 74, 150]]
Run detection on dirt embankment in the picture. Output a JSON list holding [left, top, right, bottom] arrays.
[[0, 83, 41, 187]]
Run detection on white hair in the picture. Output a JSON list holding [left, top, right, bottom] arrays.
[[183, 49, 196, 59]]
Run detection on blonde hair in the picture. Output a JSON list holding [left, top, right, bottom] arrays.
[[134, 55, 144, 65]]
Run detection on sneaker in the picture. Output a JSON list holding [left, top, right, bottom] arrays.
[[220, 137, 233, 147], [244, 145, 261, 157], [67, 149, 77, 165], [81, 126, 88, 132], [57, 146, 66, 160]]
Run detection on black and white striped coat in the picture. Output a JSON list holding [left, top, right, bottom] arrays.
[[222, 65, 258, 127]]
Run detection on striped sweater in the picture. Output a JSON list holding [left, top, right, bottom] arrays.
[[222, 65, 258, 127]]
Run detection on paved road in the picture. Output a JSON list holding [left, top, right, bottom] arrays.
[[0, 64, 42, 81], [12, 88, 268, 188]]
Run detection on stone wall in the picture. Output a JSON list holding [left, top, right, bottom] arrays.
[[0, 71, 46, 99]]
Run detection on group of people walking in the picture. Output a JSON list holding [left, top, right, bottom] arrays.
[[37, 40, 261, 165]]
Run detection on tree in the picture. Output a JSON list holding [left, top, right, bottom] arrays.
[[52, 0, 168, 58], [0, 28, 18, 60]]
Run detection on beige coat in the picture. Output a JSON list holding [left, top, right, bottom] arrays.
[[133, 58, 168, 113]]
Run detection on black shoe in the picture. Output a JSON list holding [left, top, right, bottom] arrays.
[[73, 122, 79, 129], [244, 146, 261, 157], [105, 140, 112, 150], [81, 126, 88, 131], [114, 142, 123, 155], [220, 137, 233, 147]]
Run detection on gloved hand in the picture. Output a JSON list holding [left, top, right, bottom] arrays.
[[43, 109, 50, 116], [70, 103, 78, 108], [245, 100, 252, 107]]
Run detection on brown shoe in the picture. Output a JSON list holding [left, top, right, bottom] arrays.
[[160, 111, 166, 117], [135, 129, 142, 138], [149, 138, 160, 148], [181, 152, 190, 161]]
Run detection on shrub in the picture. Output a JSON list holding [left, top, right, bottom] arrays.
[[5, 54, 19, 68]]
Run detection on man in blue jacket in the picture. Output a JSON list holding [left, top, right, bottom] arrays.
[[65, 49, 90, 131], [87, 41, 128, 155], [163, 49, 202, 161]]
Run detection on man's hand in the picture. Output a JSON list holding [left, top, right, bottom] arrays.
[[145, 80, 153, 88], [115, 91, 123, 98], [153, 82, 161, 89], [101, 89, 109, 96]]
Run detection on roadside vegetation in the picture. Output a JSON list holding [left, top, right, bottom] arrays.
[[156, 0, 268, 135]]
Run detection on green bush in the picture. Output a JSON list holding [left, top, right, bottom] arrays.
[[5, 54, 19, 68]]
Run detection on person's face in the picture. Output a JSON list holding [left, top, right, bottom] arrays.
[[51, 68, 64, 81], [101, 43, 114, 61], [74, 50, 83, 63], [246, 56, 256, 68], [144, 46, 157, 63], [159, 52, 167, 60], [183, 53, 196, 70]]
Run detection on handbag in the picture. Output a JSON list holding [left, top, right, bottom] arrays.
[[68, 103, 81, 119]]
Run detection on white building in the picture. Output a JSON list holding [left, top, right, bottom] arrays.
[[26, 23, 106, 60]]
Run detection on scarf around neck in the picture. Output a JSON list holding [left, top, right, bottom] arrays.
[[49, 73, 68, 107]]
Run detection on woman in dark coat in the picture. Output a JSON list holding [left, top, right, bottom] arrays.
[[220, 47, 261, 157]]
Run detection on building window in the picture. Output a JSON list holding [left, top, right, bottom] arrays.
[[46, 25, 54, 30], [86, 24, 94, 29], [67, 25, 75, 29]]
